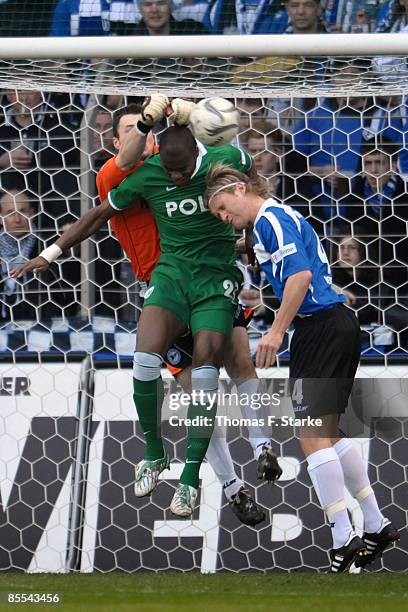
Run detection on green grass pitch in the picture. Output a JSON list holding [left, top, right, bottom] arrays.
[[0, 573, 406, 612]]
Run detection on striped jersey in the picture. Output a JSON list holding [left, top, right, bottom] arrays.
[[253, 198, 344, 314]]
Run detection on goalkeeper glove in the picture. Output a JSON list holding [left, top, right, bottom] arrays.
[[137, 94, 169, 134], [169, 98, 196, 126]]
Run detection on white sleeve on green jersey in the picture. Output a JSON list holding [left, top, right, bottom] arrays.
[[219, 144, 252, 173], [108, 165, 145, 211]]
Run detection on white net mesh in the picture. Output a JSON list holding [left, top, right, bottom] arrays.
[[1, 54, 408, 98], [0, 40, 407, 572], [0, 89, 406, 353]]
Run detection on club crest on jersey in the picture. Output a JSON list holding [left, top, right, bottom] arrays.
[[166, 195, 207, 217], [166, 347, 182, 366]]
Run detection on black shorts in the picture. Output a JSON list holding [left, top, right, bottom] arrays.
[[164, 304, 254, 375], [289, 304, 361, 417]]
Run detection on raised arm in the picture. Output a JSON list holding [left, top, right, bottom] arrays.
[[116, 126, 152, 171], [116, 95, 169, 170], [10, 198, 116, 278], [115, 96, 195, 170]]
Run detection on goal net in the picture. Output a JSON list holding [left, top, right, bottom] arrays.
[[0, 34, 407, 574], [1, 33, 408, 98]]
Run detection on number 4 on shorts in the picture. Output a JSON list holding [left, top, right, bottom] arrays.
[[292, 378, 304, 405]]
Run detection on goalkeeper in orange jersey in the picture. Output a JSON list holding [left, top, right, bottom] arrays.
[[94, 96, 281, 524]]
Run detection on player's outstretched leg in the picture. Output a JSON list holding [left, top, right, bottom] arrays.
[[334, 438, 400, 567], [170, 328, 226, 517], [206, 432, 266, 526], [133, 351, 170, 497], [133, 306, 185, 497], [224, 326, 283, 484], [302, 429, 366, 573], [237, 378, 282, 483], [170, 364, 218, 516], [172, 364, 266, 524]]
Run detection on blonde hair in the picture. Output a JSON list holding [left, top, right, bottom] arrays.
[[205, 163, 269, 207]]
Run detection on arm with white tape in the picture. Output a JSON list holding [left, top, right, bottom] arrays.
[[10, 198, 117, 278]]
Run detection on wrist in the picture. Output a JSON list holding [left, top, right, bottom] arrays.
[[39, 244, 62, 263], [269, 325, 285, 337]]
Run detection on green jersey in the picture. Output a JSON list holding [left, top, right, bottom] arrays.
[[108, 142, 252, 264]]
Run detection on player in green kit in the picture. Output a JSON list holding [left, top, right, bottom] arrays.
[[108, 126, 248, 333], [109, 126, 253, 516], [12, 124, 265, 518]]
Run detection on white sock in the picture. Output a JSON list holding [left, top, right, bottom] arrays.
[[254, 440, 273, 460], [236, 378, 272, 458], [334, 439, 384, 533], [206, 429, 244, 500], [307, 447, 353, 549], [223, 478, 244, 501]]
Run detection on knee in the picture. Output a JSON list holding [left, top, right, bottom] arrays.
[[224, 328, 256, 383], [226, 351, 255, 383], [193, 333, 226, 368], [133, 351, 162, 381], [194, 347, 224, 368], [299, 435, 333, 458]]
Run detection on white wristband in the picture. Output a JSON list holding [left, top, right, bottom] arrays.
[[39, 244, 63, 263]]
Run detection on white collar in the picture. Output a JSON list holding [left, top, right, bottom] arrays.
[[254, 197, 279, 226], [190, 139, 207, 180]]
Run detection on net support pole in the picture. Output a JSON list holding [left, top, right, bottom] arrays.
[[66, 356, 95, 572], [79, 101, 97, 317]]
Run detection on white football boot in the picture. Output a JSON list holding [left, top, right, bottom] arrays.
[[134, 454, 170, 497]]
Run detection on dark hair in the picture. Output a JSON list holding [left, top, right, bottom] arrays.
[[0, 189, 36, 213], [393, 0, 408, 23], [112, 102, 143, 138], [360, 136, 399, 161], [159, 125, 196, 155], [245, 121, 288, 150], [337, 235, 366, 260]]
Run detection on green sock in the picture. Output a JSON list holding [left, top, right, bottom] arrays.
[[133, 377, 165, 461], [179, 400, 216, 489]]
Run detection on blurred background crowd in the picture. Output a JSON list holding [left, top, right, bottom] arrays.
[[1, 0, 408, 37], [0, 0, 407, 358]]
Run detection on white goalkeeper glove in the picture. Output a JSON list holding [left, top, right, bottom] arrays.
[[138, 94, 169, 133], [170, 98, 197, 126]]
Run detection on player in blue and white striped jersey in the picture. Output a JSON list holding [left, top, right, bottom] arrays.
[[251, 199, 344, 316], [205, 163, 399, 574]]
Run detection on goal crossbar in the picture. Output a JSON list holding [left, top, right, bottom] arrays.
[[0, 33, 408, 60]]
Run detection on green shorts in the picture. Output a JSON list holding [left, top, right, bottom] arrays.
[[143, 253, 243, 336]]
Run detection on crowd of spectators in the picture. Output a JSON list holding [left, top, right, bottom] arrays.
[[0, 0, 407, 356], [0, 87, 406, 355], [0, 0, 406, 37]]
